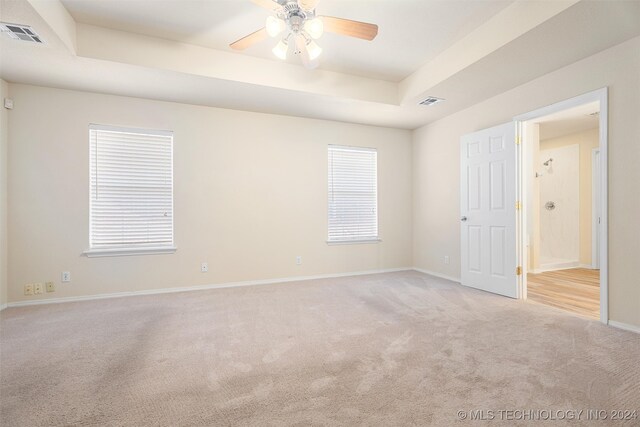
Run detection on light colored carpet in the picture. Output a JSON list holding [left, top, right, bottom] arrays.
[[1, 271, 639, 426]]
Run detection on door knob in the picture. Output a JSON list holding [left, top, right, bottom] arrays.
[[461, 216, 468, 222]]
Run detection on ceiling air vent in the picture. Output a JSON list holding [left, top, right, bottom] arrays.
[[0, 22, 43, 43], [418, 96, 445, 107]]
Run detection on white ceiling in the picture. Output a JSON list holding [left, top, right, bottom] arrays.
[[536, 101, 599, 140], [59, 0, 514, 81], [1, 0, 640, 130]]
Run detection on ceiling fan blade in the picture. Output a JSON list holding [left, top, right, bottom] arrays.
[[298, 0, 320, 11], [230, 28, 268, 50], [320, 16, 378, 41], [252, 0, 282, 11]]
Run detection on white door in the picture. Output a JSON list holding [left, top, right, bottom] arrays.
[[461, 122, 518, 298]]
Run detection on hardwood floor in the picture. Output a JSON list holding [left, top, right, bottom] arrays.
[[527, 268, 600, 319]]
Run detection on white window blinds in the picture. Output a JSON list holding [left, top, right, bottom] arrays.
[[89, 125, 174, 252], [328, 145, 378, 242]]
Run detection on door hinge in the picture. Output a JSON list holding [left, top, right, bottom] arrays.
[[515, 201, 522, 210], [516, 266, 522, 276], [516, 135, 521, 145]]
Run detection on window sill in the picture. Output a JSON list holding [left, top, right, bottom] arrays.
[[83, 246, 177, 258], [326, 238, 381, 246]]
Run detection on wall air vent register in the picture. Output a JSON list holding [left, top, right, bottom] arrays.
[[418, 97, 445, 107], [0, 22, 43, 43]]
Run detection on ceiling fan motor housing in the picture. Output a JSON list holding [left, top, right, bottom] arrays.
[[289, 15, 303, 33], [284, 2, 303, 15], [281, 2, 314, 33]]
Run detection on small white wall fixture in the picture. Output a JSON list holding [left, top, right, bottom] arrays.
[[514, 88, 608, 324]]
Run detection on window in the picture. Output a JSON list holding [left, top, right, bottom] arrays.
[[328, 145, 379, 243], [86, 124, 175, 256]]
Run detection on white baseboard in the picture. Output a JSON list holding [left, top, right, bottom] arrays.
[[534, 261, 579, 273], [5, 267, 413, 308], [412, 267, 460, 283], [608, 320, 640, 334], [7, 269, 636, 334], [579, 264, 595, 269], [530, 264, 597, 274]]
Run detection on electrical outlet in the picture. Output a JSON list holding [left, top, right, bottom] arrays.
[[46, 282, 55, 292], [444, 256, 450, 265], [296, 256, 302, 266], [34, 283, 44, 294], [201, 262, 208, 273], [61, 271, 71, 282], [24, 284, 34, 296]]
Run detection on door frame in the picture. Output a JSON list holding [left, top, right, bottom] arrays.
[[592, 148, 601, 269], [513, 87, 608, 324]]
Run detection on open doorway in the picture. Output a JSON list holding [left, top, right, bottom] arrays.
[[516, 89, 608, 322], [526, 103, 600, 318]]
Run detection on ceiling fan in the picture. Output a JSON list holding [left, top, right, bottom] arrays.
[[230, 0, 379, 69]]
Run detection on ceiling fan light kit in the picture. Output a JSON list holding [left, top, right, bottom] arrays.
[[272, 37, 289, 59], [267, 1, 323, 65], [230, 0, 378, 69], [306, 40, 322, 60], [265, 15, 286, 37], [304, 18, 323, 39]]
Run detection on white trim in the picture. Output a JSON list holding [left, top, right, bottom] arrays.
[[518, 120, 528, 300], [7, 267, 633, 334], [326, 238, 381, 245], [514, 90, 605, 122], [598, 88, 609, 324], [5, 268, 412, 308], [538, 260, 580, 271], [327, 144, 376, 153], [412, 267, 460, 283], [591, 148, 601, 269], [89, 123, 173, 137], [608, 321, 640, 335], [529, 263, 593, 274], [515, 87, 608, 324], [83, 246, 177, 258]]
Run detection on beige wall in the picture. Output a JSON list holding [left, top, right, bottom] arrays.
[[539, 128, 599, 266], [7, 84, 412, 303], [413, 36, 640, 328], [0, 80, 8, 308], [5, 38, 640, 329]]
